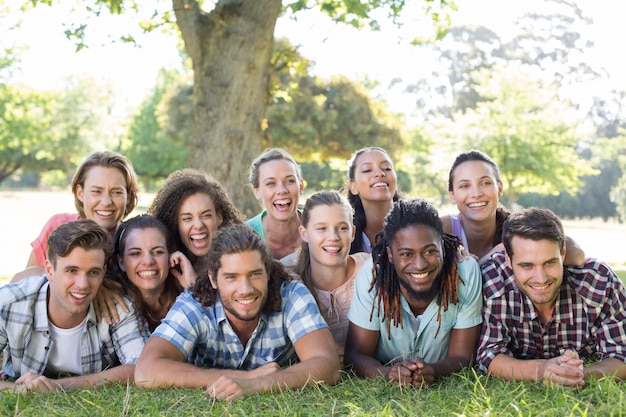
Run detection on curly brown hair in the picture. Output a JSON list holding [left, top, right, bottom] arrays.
[[192, 224, 291, 313], [148, 169, 244, 268]]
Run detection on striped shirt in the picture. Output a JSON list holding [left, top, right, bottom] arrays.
[[0, 275, 146, 379], [477, 253, 626, 372], [152, 280, 328, 370]]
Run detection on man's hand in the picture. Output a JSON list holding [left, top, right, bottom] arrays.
[[207, 376, 249, 402], [14, 372, 62, 393], [539, 350, 584, 388], [388, 360, 418, 387]]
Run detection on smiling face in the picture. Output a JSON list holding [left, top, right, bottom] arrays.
[[209, 250, 269, 329], [119, 227, 169, 296], [252, 159, 303, 221], [177, 192, 222, 258], [386, 224, 444, 307], [449, 160, 503, 223], [300, 203, 355, 269], [76, 166, 128, 233], [506, 236, 565, 321], [45, 247, 106, 329], [349, 149, 397, 204]]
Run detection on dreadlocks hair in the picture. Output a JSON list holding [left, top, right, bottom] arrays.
[[343, 147, 403, 254], [148, 168, 244, 269], [192, 224, 292, 314], [370, 198, 464, 338], [294, 190, 354, 307], [107, 215, 183, 332]]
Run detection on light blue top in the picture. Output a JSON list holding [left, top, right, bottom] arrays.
[[450, 213, 469, 249], [152, 280, 328, 370], [347, 257, 483, 365]]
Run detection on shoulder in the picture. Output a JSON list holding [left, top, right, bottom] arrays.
[[0, 274, 47, 306], [565, 259, 625, 304], [42, 213, 81, 228], [456, 257, 483, 296], [441, 213, 453, 234], [480, 252, 514, 299]]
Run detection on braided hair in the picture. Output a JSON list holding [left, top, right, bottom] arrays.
[[370, 198, 463, 338]]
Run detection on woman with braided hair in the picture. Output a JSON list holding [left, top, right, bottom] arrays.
[[344, 198, 483, 387]]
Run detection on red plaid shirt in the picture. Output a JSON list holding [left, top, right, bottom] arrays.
[[477, 252, 626, 373]]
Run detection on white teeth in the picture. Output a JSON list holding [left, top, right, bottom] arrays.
[[467, 202, 487, 208], [372, 182, 388, 188], [274, 199, 290, 206], [191, 234, 207, 241], [409, 272, 429, 279], [138, 271, 158, 278], [71, 293, 88, 299], [238, 298, 255, 305], [323, 246, 341, 253], [531, 283, 550, 289], [96, 210, 113, 216]]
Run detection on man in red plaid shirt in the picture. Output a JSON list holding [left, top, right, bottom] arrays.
[[476, 208, 626, 387]]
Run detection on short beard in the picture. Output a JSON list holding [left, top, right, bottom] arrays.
[[398, 272, 443, 303]]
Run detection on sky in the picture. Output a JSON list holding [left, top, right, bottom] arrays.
[[3, 0, 626, 118]]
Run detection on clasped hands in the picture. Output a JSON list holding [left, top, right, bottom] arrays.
[[387, 357, 435, 388]]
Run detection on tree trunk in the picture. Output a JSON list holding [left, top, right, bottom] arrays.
[[172, 0, 282, 217]]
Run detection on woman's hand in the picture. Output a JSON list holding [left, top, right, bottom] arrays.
[[93, 281, 128, 324], [170, 251, 197, 288]]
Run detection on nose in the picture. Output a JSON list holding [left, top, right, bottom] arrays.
[[374, 167, 386, 177], [413, 254, 427, 269], [74, 272, 89, 289], [238, 278, 254, 295], [141, 252, 156, 265], [470, 184, 483, 197], [102, 193, 113, 205]]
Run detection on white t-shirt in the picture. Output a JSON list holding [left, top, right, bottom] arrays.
[[47, 317, 87, 376]]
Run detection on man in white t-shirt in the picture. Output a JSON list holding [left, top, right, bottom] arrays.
[[0, 220, 145, 393]]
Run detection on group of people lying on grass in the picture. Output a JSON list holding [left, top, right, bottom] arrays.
[[1, 148, 625, 401]]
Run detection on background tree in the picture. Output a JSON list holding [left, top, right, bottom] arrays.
[[123, 68, 189, 191], [430, 64, 595, 206], [22, 0, 449, 216]]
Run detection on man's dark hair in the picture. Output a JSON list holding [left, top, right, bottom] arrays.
[[192, 224, 291, 313], [47, 219, 113, 267], [502, 207, 565, 259]]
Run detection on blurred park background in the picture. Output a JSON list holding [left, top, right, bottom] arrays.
[[2, 0, 626, 278]]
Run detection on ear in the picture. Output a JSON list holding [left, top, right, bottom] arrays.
[[386, 246, 393, 264], [560, 246, 566, 260], [448, 189, 457, 205], [299, 179, 304, 194], [350, 224, 356, 243], [252, 187, 262, 201], [505, 250, 512, 269], [349, 182, 359, 196], [44, 259, 55, 283], [217, 213, 223, 228], [299, 225, 308, 243], [497, 181, 503, 199], [76, 184, 85, 203], [118, 255, 126, 272], [208, 271, 218, 290]]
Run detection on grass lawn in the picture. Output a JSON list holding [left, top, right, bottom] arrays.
[[1, 370, 624, 416]]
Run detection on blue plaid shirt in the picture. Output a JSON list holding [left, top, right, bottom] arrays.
[[0, 275, 146, 379], [152, 280, 328, 370]]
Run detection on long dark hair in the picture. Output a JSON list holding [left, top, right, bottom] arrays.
[[345, 147, 401, 254], [108, 215, 183, 332], [370, 198, 463, 338], [192, 224, 291, 313]]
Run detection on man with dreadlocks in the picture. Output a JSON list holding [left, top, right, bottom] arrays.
[[135, 224, 340, 401], [344, 198, 483, 387]]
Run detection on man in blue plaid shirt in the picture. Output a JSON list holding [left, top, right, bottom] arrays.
[[476, 208, 626, 386], [0, 220, 145, 393], [135, 224, 340, 401]]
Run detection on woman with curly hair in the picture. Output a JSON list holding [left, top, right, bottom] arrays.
[[344, 198, 482, 387], [149, 168, 244, 274]]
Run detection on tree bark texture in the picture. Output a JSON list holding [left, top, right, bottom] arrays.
[[172, 0, 282, 217]]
